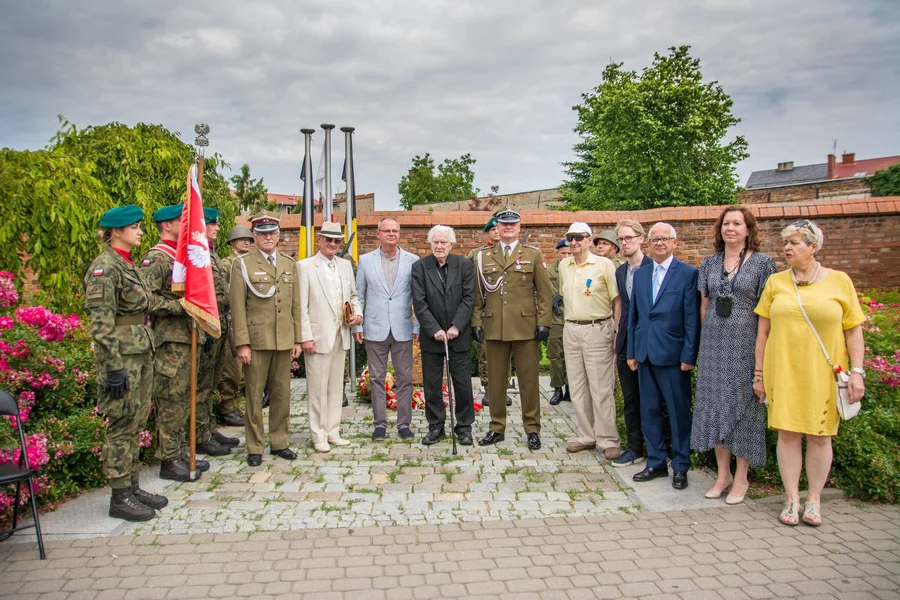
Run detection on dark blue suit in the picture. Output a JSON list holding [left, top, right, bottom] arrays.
[[615, 255, 652, 456], [626, 257, 700, 472]]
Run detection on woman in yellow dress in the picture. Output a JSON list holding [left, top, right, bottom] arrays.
[[753, 220, 865, 527]]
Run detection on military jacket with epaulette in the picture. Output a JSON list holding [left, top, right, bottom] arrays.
[[471, 242, 552, 341], [229, 250, 302, 352], [84, 247, 155, 372], [139, 247, 191, 346]]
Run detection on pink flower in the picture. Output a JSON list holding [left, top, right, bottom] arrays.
[[0, 316, 13, 330], [0, 272, 18, 308], [138, 430, 153, 448]]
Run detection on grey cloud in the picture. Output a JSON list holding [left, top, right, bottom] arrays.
[[1, 0, 898, 208]]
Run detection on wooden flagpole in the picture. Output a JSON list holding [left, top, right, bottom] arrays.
[[190, 123, 210, 480]]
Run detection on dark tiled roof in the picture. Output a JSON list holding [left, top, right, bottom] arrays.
[[746, 163, 828, 189]]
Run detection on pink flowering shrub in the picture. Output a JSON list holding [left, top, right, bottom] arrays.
[[0, 272, 104, 524]]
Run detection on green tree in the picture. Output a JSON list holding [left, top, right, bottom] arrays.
[[230, 163, 269, 211], [398, 153, 478, 210], [869, 162, 900, 196], [0, 118, 235, 314], [560, 45, 749, 210]]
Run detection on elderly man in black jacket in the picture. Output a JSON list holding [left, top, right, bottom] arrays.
[[411, 225, 476, 446]]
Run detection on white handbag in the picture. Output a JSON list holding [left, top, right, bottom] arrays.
[[794, 283, 861, 421]]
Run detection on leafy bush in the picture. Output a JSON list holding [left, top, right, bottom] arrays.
[[0, 272, 110, 520]]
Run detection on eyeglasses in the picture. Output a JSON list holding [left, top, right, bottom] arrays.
[[378, 228, 400, 234], [255, 231, 279, 238], [616, 235, 641, 244], [566, 234, 588, 242], [649, 236, 675, 244]]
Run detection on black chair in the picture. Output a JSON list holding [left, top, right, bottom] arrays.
[[0, 389, 46, 559]]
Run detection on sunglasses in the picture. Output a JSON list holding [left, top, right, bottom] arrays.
[[791, 220, 815, 233], [323, 238, 343, 245], [566, 234, 588, 242]]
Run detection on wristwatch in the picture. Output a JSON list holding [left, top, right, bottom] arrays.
[[850, 367, 866, 377]]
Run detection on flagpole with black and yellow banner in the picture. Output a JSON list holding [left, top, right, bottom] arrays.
[[298, 128, 316, 260], [341, 126, 358, 261]]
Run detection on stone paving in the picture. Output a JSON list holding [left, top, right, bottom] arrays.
[[120, 379, 639, 536], [2, 500, 898, 599]]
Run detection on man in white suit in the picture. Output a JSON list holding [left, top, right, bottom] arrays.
[[298, 222, 362, 453], [353, 217, 420, 440]]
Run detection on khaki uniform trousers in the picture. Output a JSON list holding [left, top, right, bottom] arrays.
[[563, 319, 619, 450], [547, 323, 567, 389], [486, 339, 541, 435], [244, 349, 292, 454], [304, 331, 346, 445]]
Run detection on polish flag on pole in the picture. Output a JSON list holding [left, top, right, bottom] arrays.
[[172, 163, 221, 338]]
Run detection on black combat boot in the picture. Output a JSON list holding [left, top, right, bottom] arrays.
[[179, 451, 210, 472], [160, 457, 202, 482], [109, 487, 156, 522], [196, 438, 230, 456], [131, 483, 168, 510], [342, 391, 349, 408], [262, 387, 270, 408], [563, 385, 571, 402], [213, 431, 240, 447], [219, 411, 245, 427], [549, 387, 564, 406]]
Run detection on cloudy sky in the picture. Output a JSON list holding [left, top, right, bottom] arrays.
[[2, 0, 898, 209]]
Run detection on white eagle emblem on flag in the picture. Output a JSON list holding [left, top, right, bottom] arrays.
[[188, 230, 211, 268]]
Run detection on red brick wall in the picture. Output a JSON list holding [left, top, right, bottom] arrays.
[[263, 197, 900, 290]]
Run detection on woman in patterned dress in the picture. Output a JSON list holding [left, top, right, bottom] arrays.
[[692, 207, 776, 505], [754, 220, 865, 527]]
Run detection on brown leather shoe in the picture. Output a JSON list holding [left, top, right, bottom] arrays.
[[566, 440, 596, 453], [604, 447, 621, 460]]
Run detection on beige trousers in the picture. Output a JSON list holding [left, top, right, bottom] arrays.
[[304, 331, 346, 445], [563, 320, 619, 449]]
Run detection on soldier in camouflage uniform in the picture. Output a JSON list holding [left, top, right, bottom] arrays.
[[192, 208, 240, 455], [548, 238, 572, 405], [140, 204, 204, 481], [85, 205, 168, 522], [216, 225, 253, 427], [466, 217, 513, 407]]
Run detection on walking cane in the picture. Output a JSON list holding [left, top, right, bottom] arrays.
[[443, 338, 458, 456]]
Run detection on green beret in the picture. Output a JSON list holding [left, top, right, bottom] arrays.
[[203, 207, 220, 224], [152, 203, 183, 223], [100, 205, 144, 228], [483, 216, 498, 232]]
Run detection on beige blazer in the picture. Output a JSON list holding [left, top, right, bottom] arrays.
[[298, 253, 361, 354]]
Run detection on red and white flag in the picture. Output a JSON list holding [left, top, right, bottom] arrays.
[[172, 164, 221, 338]]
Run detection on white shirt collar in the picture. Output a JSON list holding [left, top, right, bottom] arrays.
[[654, 255, 674, 271], [501, 240, 519, 254]]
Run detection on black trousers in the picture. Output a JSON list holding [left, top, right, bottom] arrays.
[[616, 349, 643, 455], [422, 349, 474, 434]]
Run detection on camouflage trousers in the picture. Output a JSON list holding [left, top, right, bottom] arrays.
[[152, 341, 191, 461], [548, 323, 567, 389], [195, 333, 228, 443], [98, 352, 153, 489], [218, 342, 243, 415]]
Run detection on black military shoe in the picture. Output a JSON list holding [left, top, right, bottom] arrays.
[[548, 388, 564, 406], [160, 458, 201, 482], [179, 452, 210, 472], [633, 466, 669, 482], [672, 471, 689, 490], [219, 411, 245, 427], [213, 431, 240, 447], [478, 431, 505, 446], [270, 448, 297, 460], [262, 388, 271, 409], [197, 438, 230, 456], [131, 484, 168, 510], [505, 396, 513, 406], [109, 487, 156, 522], [247, 454, 262, 467], [527, 432, 542, 450], [457, 432, 473, 446], [480, 393, 489, 406], [563, 385, 571, 402], [342, 392, 349, 408], [422, 430, 446, 445]]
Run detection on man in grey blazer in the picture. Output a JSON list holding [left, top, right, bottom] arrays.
[[353, 217, 420, 439]]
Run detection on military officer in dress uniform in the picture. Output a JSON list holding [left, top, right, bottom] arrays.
[[229, 211, 302, 466], [193, 207, 240, 456], [216, 225, 253, 427], [471, 209, 552, 450], [140, 204, 206, 482]]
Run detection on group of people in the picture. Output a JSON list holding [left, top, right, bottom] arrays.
[[87, 201, 866, 528]]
